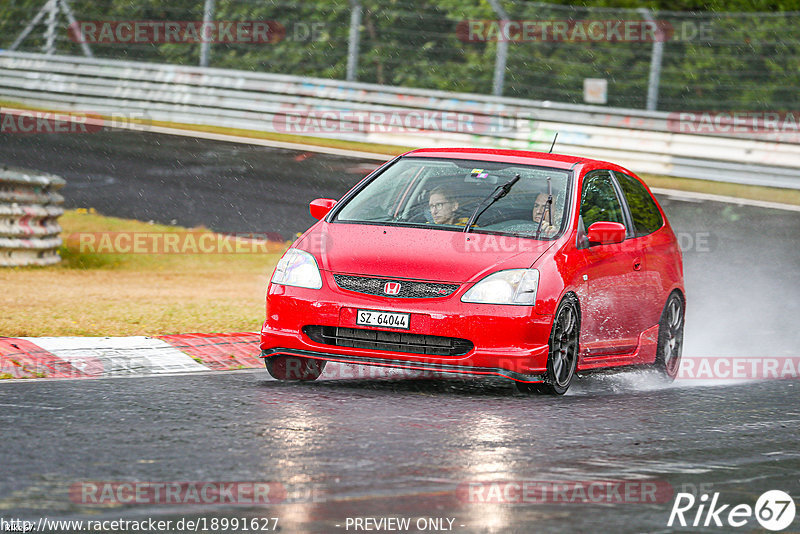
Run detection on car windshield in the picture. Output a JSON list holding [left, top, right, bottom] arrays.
[[334, 157, 571, 239]]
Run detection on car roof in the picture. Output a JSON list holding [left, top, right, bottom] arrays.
[[401, 148, 629, 174]]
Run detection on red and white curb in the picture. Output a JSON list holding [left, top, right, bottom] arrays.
[[5, 334, 797, 383], [0, 334, 450, 382], [0, 333, 262, 379]]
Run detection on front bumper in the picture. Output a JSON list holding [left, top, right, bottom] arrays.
[[260, 275, 553, 382]]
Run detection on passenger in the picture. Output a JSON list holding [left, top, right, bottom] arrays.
[[532, 191, 559, 237], [428, 186, 467, 225]]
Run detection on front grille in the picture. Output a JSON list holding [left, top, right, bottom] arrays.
[[333, 274, 459, 298], [303, 326, 473, 357]]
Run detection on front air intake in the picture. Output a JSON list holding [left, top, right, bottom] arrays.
[[303, 326, 473, 357]]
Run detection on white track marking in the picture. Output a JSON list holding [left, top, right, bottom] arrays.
[[0, 108, 395, 161], [651, 187, 800, 212], [0, 403, 63, 409], [144, 124, 395, 161], [20, 336, 208, 377]]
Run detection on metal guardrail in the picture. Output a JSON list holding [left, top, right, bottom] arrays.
[[1, 51, 799, 189], [0, 166, 64, 267]]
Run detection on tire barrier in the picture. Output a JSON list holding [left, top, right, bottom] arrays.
[[0, 166, 65, 267]]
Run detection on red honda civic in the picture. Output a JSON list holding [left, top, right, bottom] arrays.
[[260, 148, 685, 394]]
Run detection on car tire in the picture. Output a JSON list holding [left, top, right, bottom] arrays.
[[517, 295, 580, 395], [265, 355, 326, 381], [654, 292, 684, 381]]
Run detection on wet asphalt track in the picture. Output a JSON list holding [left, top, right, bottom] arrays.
[[1, 130, 800, 532], [0, 130, 376, 240], [0, 372, 798, 533]]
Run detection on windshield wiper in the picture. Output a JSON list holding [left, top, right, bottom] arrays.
[[534, 176, 553, 239], [463, 174, 521, 233]]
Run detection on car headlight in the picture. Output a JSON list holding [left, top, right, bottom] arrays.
[[271, 249, 322, 289], [461, 269, 539, 305]]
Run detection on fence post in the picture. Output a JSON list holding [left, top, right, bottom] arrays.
[[199, 0, 216, 67], [639, 8, 664, 111], [44, 0, 57, 55], [10, 1, 50, 52], [59, 0, 93, 57], [346, 0, 362, 82], [487, 0, 509, 96], [10, 0, 93, 57]]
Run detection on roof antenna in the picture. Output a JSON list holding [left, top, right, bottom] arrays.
[[548, 132, 559, 154]]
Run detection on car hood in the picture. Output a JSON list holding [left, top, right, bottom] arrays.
[[298, 222, 555, 283]]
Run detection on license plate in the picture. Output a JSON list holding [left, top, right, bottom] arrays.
[[356, 309, 410, 330]]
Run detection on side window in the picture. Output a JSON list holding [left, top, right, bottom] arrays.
[[580, 171, 625, 229], [615, 172, 663, 237]]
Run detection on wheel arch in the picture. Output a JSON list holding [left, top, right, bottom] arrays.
[[666, 286, 686, 310], [560, 290, 581, 316], [551, 290, 582, 345]]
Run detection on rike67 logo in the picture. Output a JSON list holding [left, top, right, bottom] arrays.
[[668, 490, 796, 531]]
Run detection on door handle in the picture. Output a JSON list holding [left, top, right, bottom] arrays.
[[633, 258, 642, 271]]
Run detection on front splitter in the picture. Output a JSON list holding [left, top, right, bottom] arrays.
[[261, 349, 545, 383]]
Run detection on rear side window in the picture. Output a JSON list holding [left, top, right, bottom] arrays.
[[616, 173, 663, 237], [580, 171, 625, 229]]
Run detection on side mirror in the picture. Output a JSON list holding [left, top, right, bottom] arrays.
[[309, 198, 337, 220], [587, 221, 626, 245]]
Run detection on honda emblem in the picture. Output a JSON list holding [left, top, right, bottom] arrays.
[[384, 282, 401, 295]]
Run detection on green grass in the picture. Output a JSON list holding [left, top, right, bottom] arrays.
[[1, 209, 286, 337]]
